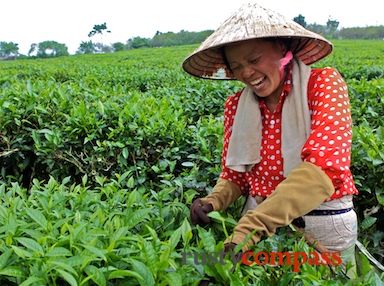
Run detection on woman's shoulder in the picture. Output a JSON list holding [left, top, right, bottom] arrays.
[[309, 67, 344, 87], [225, 88, 244, 106], [310, 66, 342, 78]]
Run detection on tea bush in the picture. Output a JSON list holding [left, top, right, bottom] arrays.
[[0, 40, 383, 285]]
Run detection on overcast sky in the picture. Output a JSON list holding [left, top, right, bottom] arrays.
[[1, 0, 382, 55]]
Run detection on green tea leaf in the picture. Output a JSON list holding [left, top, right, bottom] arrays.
[[82, 174, 88, 186], [117, 170, 131, 184], [361, 217, 377, 230], [126, 208, 152, 230], [228, 272, 244, 286], [207, 211, 225, 223], [57, 269, 78, 286], [62, 176, 71, 185], [10, 245, 33, 259], [108, 269, 144, 282], [48, 259, 78, 276], [15, 237, 44, 254], [127, 189, 139, 207], [127, 176, 135, 188], [26, 80, 33, 96], [158, 247, 171, 269], [359, 252, 373, 276], [98, 100, 105, 115], [0, 266, 26, 277], [0, 249, 12, 270], [46, 247, 73, 257], [142, 240, 157, 273], [129, 258, 155, 286], [81, 244, 107, 261], [161, 272, 182, 286], [122, 147, 129, 159], [25, 207, 48, 231], [168, 224, 182, 250], [84, 265, 106, 286], [181, 161, 194, 167], [66, 255, 92, 268], [197, 226, 216, 253], [19, 276, 45, 286], [276, 272, 297, 286], [109, 226, 129, 246], [181, 218, 193, 245]]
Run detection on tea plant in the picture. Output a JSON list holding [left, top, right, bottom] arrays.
[[1, 40, 383, 284]]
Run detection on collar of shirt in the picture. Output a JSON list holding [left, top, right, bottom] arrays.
[[259, 64, 293, 114]]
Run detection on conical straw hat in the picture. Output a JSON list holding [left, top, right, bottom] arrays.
[[182, 3, 333, 80]]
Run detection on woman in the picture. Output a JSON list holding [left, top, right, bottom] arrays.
[[183, 3, 358, 277]]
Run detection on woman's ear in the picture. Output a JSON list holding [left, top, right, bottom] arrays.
[[276, 39, 289, 56]]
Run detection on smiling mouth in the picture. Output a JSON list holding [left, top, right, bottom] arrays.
[[250, 76, 266, 87]]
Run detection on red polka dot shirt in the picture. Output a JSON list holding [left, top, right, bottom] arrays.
[[220, 66, 359, 201]]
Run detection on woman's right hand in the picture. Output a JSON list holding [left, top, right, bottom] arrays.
[[190, 199, 213, 226]]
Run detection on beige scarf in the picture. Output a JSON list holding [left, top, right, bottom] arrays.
[[226, 57, 312, 177]]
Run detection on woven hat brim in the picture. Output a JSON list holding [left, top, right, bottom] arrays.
[[182, 3, 333, 80]]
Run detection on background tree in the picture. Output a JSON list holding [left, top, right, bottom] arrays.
[[293, 14, 307, 27], [88, 22, 111, 38], [0, 41, 19, 57], [112, 42, 126, 52], [127, 37, 151, 49], [95, 43, 112, 53], [307, 23, 326, 35], [339, 25, 384, 39], [28, 43, 38, 57], [87, 22, 111, 53], [36, 41, 69, 58], [88, 23, 110, 45], [326, 18, 340, 38], [151, 30, 214, 48], [77, 41, 97, 54]]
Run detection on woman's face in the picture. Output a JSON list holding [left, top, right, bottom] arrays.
[[225, 39, 287, 99]]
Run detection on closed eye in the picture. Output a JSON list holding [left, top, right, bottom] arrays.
[[249, 57, 259, 64]]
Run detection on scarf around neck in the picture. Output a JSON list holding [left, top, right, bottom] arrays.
[[225, 57, 312, 177]]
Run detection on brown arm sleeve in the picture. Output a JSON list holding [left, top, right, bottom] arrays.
[[200, 178, 242, 211], [225, 162, 334, 251]]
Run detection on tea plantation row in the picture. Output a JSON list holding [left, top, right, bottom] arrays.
[[0, 40, 383, 285]]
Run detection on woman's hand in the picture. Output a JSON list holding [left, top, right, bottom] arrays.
[[190, 199, 213, 226]]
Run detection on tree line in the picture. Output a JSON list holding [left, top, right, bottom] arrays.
[[293, 14, 384, 40], [1, 19, 383, 60]]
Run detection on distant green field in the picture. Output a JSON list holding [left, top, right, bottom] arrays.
[[0, 40, 383, 285]]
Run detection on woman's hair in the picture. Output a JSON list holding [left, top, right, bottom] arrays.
[[220, 46, 232, 73]]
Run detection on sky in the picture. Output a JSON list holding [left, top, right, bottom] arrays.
[[1, 0, 382, 55]]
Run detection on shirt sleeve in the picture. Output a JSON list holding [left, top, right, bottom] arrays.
[[301, 67, 353, 193], [220, 91, 250, 193]]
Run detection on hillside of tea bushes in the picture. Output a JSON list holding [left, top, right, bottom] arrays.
[[0, 40, 383, 285]]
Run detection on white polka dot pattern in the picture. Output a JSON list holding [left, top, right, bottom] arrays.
[[220, 66, 358, 201]]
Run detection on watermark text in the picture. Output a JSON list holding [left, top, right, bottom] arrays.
[[181, 250, 342, 272]]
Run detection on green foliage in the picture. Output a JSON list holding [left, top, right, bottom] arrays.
[[339, 26, 384, 40], [151, 30, 214, 48], [0, 175, 195, 285], [112, 42, 126, 52], [31, 41, 69, 58], [0, 42, 19, 57], [77, 41, 97, 54], [127, 37, 151, 49], [292, 14, 383, 39], [0, 179, 381, 285], [293, 14, 306, 27], [0, 40, 383, 284], [88, 23, 111, 38]]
